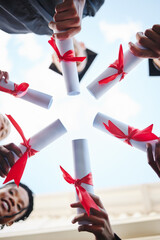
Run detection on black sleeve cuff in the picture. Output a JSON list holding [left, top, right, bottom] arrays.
[[83, 0, 105, 17], [114, 233, 122, 240]]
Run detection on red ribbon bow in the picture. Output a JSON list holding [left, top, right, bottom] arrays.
[[99, 44, 127, 85], [0, 82, 29, 98], [3, 115, 38, 186], [48, 37, 86, 62], [103, 120, 159, 146], [60, 166, 99, 216]]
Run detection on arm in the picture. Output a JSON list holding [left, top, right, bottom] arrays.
[[71, 193, 121, 240], [0, 143, 22, 178], [48, 0, 86, 40], [128, 24, 160, 59], [146, 140, 160, 178]]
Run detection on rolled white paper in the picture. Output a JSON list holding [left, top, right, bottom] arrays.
[[72, 139, 94, 221], [13, 119, 67, 162], [56, 38, 80, 96], [87, 45, 144, 99], [93, 112, 158, 152], [0, 79, 53, 109]]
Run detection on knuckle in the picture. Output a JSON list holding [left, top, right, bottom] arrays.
[[9, 142, 14, 148], [6, 151, 12, 158], [101, 219, 106, 227], [144, 29, 152, 36], [138, 37, 146, 45], [154, 52, 160, 58], [152, 24, 160, 31], [104, 212, 109, 220], [98, 227, 104, 234], [64, 31, 70, 39], [70, 1, 75, 9], [56, 23, 61, 31], [74, 16, 80, 25], [71, 8, 77, 16]]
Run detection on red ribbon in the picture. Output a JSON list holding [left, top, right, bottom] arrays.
[[3, 115, 38, 186], [48, 37, 86, 62], [99, 44, 127, 85], [103, 120, 159, 146], [0, 82, 29, 98], [60, 166, 99, 216]]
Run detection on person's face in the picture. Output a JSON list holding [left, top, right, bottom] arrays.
[[0, 114, 11, 140], [0, 184, 29, 226]]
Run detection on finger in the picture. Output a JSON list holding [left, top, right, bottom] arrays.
[[128, 42, 158, 58], [50, 17, 80, 32], [70, 201, 83, 208], [3, 72, 9, 83], [54, 8, 77, 22], [144, 28, 160, 45], [146, 143, 160, 177], [0, 71, 4, 80], [54, 26, 81, 40], [4, 143, 23, 158], [0, 153, 10, 175], [155, 141, 160, 171], [0, 167, 6, 178], [152, 24, 160, 35], [56, 0, 74, 13], [78, 225, 104, 235], [136, 32, 160, 57], [0, 145, 15, 167], [72, 212, 107, 226]]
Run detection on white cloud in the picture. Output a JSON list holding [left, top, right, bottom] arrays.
[[15, 34, 44, 61], [99, 21, 142, 43], [98, 86, 141, 122]]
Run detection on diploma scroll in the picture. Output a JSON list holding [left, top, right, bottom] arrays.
[[0, 79, 53, 109], [93, 112, 159, 152], [87, 44, 144, 99], [56, 38, 80, 96], [72, 139, 94, 223], [4, 117, 67, 185]]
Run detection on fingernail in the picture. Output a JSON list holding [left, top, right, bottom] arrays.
[[128, 42, 134, 46]]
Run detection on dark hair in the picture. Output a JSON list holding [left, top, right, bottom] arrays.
[[4, 182, 34, 223]]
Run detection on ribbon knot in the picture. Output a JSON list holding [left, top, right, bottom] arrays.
[[0, 82, 29, 98], [103, 120, 159, 146], [99, 44, 127, 85], [60, 166, 99, 216], [48, 37, 86, 63], [3, 115, 38, 186], [74, 178, 82, 187]]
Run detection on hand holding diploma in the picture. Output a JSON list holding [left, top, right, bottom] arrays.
[[3, 115, 67, 186], [60, 139, 99, 217], [0, 143, 22, 178], [0, 77, 53, 109], [48, 0, 85, 40], [0, 70, 9, 83], [147, 140, 160, 178], [71, 193, 116, 240], [129, 24, 160, 59]]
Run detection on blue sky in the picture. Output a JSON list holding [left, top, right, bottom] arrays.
[[0, 0, 160, 194]]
